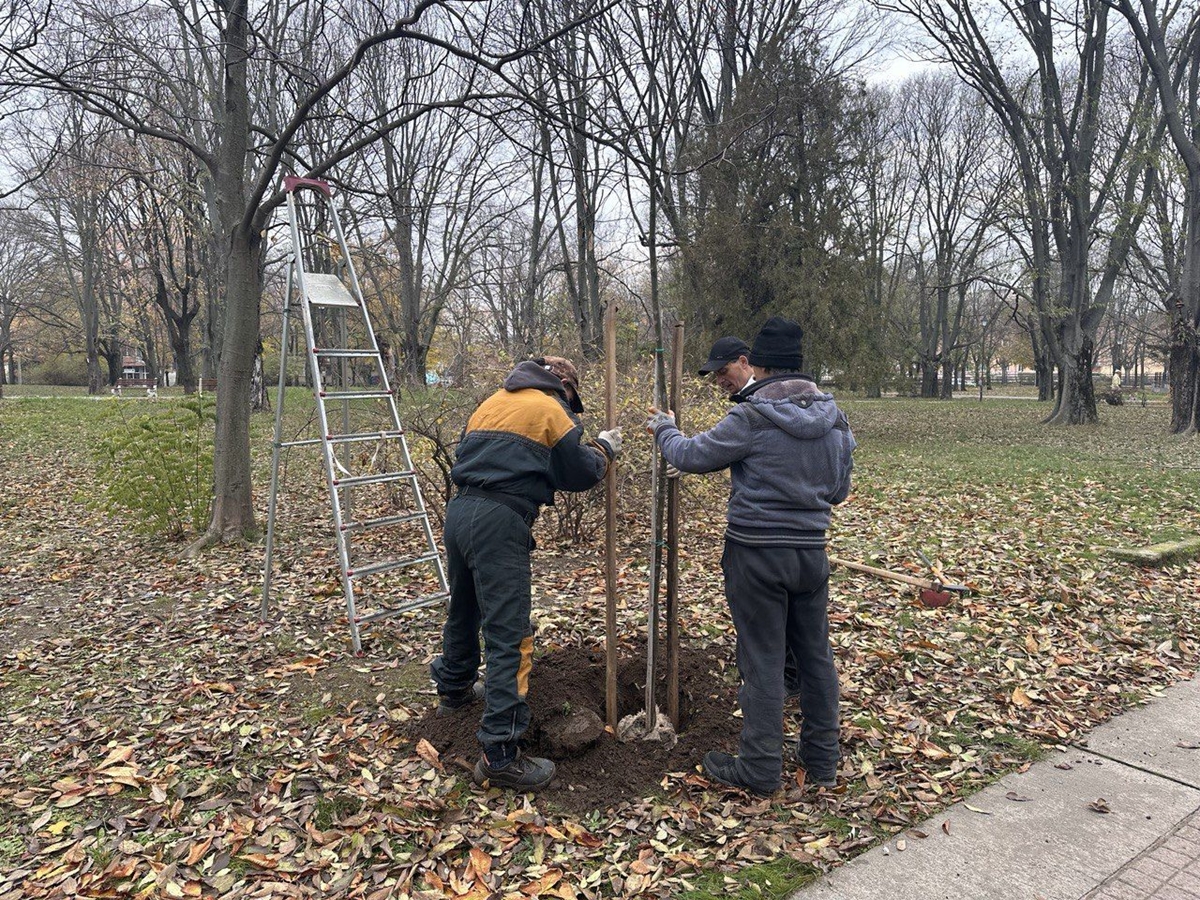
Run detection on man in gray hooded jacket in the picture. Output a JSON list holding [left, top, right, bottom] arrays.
[[646, 316, 856, 795]]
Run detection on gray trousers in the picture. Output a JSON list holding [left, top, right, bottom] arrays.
[[431, 494, 535, 754], [722, 540, 840, 791]]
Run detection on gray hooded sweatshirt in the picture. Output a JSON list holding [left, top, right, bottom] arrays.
[[654, 375, 855, 546]]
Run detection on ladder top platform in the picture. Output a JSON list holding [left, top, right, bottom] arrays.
[[305, 273, 359, 308]]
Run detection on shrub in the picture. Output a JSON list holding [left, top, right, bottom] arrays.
[[96, 397, 216, 540], [28, 353, 90, 386]]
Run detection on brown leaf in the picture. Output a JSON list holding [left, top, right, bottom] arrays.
[[468, 847, 492, 879], [415, 738, 443, 771], [237, 852, 278, 869], [96, 746, 135, 770], [184, 837, 213, 867], [520, 869, 563, 896]]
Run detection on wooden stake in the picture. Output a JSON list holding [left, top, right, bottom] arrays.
[[604, 302, 619, 730], [665, 320, 683, 728]]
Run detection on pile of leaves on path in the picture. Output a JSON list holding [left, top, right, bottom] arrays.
[[1, 395, 1198, 899]]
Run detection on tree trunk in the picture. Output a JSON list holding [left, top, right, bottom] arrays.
[[1048, 335, 1098, 425], [939, 355, 955, 399], [171, 321, 197, 393], [206, 226, 262, 542], [1169, 310, 1197, 432], [1170, 175, 1200, 432], [920, 360, 938, 398], [194, 0, 258, 547], [78, 247, 105, 394], [102, 344, 122, 387], [1035, 348, 1054, 402]]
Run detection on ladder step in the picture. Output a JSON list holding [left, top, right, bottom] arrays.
[[332, 470, 416, 489], [314, 348, 378, 359], [327, 429, 405, 445], [279, 431, 403, 450], [341, 511, 430, 532], [319, 389, 393, 401], [348, 553, 442, 579], [355, 591, 450, 624], [304, 273, 360, 308]]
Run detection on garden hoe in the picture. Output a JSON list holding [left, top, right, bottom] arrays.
[[828, 554, 969, 607]]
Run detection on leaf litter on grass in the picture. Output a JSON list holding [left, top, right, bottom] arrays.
[[1, 393, 1198, 899]]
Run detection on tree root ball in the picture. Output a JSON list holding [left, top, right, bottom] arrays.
[[408, 644, 740, 811]]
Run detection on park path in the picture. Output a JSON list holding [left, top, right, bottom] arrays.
[[793, 676, 1200, 900]]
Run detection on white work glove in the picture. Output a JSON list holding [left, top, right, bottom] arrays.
[[596, 427, 622, 458], [644, 407, 676, 434], [665, 463, 682, 479]]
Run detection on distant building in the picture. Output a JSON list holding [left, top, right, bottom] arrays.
[[121, 356, 148, 380]]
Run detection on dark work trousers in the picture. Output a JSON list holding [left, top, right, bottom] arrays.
[[721, 540, 840, 791], [430, 494, 536, 754]]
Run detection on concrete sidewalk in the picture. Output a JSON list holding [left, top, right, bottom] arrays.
[[794, 677, 1200, 900]]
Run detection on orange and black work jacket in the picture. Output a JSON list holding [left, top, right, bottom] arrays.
[[450, 361, 611, 514]]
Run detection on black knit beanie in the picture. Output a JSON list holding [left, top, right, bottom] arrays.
[[748, 316, 804, 369]]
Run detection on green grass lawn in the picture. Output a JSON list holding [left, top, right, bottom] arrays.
[[1, 387, 1198, 899]]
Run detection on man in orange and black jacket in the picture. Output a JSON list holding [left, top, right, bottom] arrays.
[[430, 356, 621, 792]]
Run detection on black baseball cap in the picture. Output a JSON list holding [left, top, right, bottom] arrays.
[[698, 336, 751, 375]]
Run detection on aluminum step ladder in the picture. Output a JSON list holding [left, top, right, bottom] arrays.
[[261, 176, 449, 654]]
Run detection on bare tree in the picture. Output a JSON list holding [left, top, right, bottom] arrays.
[[898, 72, 1009, 398], [844, 87, 917, 396], [18, 108, 126, 394], [343, 39, 517, 385], [1, 0, 616, 546], [1105, 0, 1200, 431], [0, 210, 43, 395], [880, 0, 1156, 424], [110, 142, 209, 393]]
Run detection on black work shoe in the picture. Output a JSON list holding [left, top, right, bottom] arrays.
[[435, 680, 484, 717], [701, 750, 777, 797], [801, 769, 837, 789], [473, 750, 556, 792], [791, 746, 837, 787]]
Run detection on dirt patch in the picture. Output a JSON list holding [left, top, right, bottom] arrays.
[[407, 643, 740, 813]]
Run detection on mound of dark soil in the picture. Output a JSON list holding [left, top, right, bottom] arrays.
[[408, 643, 740, 812]]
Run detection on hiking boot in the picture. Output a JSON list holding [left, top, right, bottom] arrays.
[[701, 750, 777, 797], [473, 750, 556, 792], [784, 684, 802, 704], [435, 680, 484, 717]]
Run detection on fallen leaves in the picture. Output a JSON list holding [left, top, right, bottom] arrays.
[[2, 394, 1199, 899]]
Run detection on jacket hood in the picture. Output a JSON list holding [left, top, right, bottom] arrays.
[[503, 360, 571, 401], [743, 375, 842, 439]]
